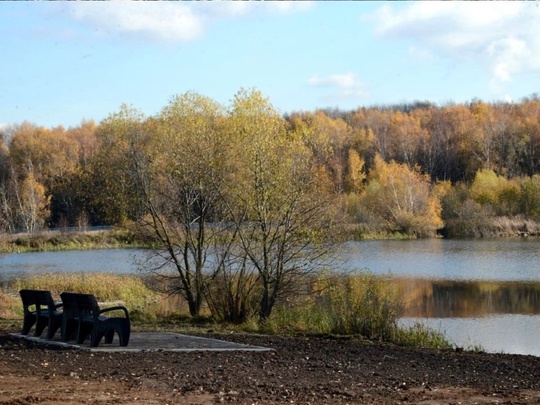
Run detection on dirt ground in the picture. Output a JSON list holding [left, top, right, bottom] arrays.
[[1, 329, 540, 405]]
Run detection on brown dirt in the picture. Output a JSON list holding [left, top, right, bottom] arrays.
[[1, 329, 540, 404]]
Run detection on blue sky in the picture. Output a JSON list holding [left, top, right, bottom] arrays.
[[1, 1, 539, 129]]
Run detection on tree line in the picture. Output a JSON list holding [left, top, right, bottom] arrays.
[[1, 91, 540, 237]]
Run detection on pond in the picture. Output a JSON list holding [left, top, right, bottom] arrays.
[[340, 239, 540, 356], [2, 239, 540, 356]]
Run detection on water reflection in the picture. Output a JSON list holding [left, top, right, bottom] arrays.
[[395, 278, 540, 318], [342, 238, 540, 281], [400, 315, 540, 356]]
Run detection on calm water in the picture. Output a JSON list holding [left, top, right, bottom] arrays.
[[0, 249, 142, 283], [341, 239, 540, 356], [339, 238, 540, 281], [2, 239, 540, 356]]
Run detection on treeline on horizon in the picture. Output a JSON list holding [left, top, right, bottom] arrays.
[[2, 89, 540, 238]]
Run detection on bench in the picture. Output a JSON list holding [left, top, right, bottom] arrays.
[[60, 292, 130, 347], [19, 289, 63, 339]]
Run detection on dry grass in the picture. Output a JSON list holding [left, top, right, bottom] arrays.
[[2, 273, 164, 321]]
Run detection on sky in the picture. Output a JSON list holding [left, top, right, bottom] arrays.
[[1, 1, 540, 129]]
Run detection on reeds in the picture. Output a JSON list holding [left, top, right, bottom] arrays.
[[3, 273, 161, 320]]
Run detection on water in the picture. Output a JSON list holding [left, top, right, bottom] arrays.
[[2, 239, 540, 356], [0, 249, 145, 284], [339, 238, 540, 281], [340, 239, 540, 355]]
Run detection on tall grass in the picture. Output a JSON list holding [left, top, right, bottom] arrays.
[[255, 271, 452, 349], [4, 273, 162, 320], [394, 322, 452, 349]]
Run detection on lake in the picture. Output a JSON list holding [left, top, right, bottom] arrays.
[[2, 239, 540, 356], [340, 239, 540, 356]]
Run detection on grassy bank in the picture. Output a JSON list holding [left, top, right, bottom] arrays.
[[0, 228, 144, 253], [0, 272, 452, 350]]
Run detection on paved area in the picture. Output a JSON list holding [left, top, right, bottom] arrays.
[[10, 332, 274, 353]]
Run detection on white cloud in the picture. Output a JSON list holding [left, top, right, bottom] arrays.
[[66, 2, 204, 42], [309, 72, 369, 101], [60, 1, 313, 44], [408, 46, 435, 61], [365, 2, 540, 94]]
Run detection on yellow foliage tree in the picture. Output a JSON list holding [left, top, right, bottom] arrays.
[[345, 148, 366, 193], [18, 171, 50, 232], [361, 155, 443, 236], [470, 169, 520, 215]]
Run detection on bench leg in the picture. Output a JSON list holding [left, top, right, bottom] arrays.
[[21, 315, 36, 335], [34, 316, 49, 337], [76, 322, 93, 344]]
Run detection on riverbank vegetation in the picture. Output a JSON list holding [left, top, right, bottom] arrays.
[[0, 228, 141, 253], [0, 272, 451, 349]]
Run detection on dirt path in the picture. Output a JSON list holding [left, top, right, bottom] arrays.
[[2, 330, 540, 404]]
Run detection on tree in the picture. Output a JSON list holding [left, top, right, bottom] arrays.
[[361, 155, 443, 236], [288, 110, 352, 192], [225, 89, 337, 322], [520, 175, 540, 219], [470, 169, 520, 216], [388, 111, 427, 167], [89, 105, 149, 225], [345, 148, 366, 193], [135, 92, 234, 318], [17, 171, 50, 233]]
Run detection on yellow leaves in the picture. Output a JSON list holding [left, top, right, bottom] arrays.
[[470, 169, 508, 205], [9, 123, 80, 182], [345, 148, 366, 193], [19, 171, 50, 232], [360, 155, 443, 236], [470, 169, 520, 215]]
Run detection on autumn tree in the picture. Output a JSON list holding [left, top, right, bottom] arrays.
[[520, 174, 540, 219], [470, 169, 520, 216], [89, 105, 149, 225], [360, 155, 443, 236], [16, 171, 50, 232], [387, 111, 427, 167], [135, 92, 235, 318], [226, 89, 337, 322], [345, 148, 366, 193], [288, 111, 351, 192], [8, 122, 88, 227]]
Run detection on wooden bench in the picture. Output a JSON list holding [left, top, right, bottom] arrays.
[[60, 292, 130, 347], [19, 289, 63, 339]]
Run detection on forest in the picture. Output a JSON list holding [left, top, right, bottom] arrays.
[[2, 89, 540, 239]]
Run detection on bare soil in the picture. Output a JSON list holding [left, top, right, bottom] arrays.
[[1, 329, 540, 404]]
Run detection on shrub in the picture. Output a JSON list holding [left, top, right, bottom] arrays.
[[314, 272, 402, 340]]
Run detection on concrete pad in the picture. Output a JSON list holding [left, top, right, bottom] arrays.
[[10, 332, 274, 353]]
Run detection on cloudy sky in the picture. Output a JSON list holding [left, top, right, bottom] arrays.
[[1, 1, 539, 128]]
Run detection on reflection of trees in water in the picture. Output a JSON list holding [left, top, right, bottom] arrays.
[[396, 278, 540, 318]]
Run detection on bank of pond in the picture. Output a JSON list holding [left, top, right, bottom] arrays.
[[2, 238, 540, 356]]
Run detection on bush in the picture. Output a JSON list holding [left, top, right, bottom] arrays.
[[394, 322, 452, 349], [314, 272, 402, 340]]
